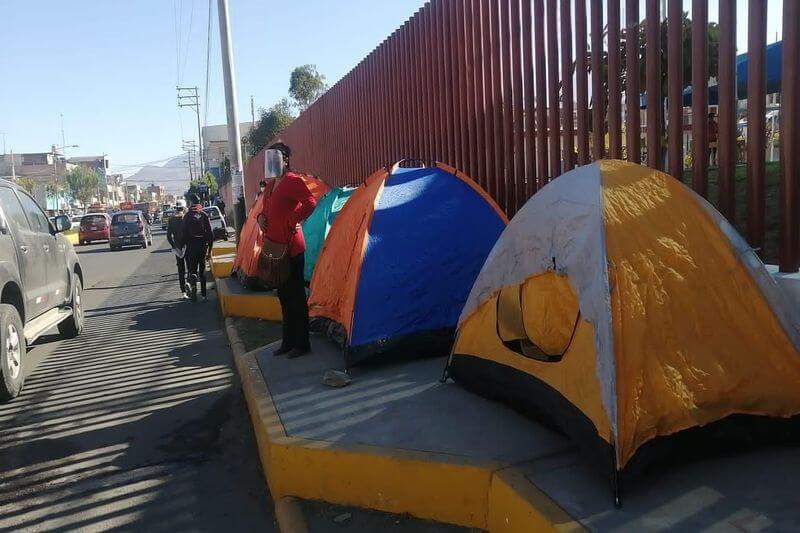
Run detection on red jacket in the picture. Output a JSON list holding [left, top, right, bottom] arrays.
[[259, 172, 317, 257]]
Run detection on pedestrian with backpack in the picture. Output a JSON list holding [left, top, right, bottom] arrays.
[[182, 194, 214, 302], [166, 205, 189, 299]]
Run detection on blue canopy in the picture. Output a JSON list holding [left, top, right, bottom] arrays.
[[640, 40, 782, 108]]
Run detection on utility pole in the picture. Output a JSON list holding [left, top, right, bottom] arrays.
[[250, 95, 255, 126], [182, 140, 198, 182], [10, 149, 15, 180], [60, 114, 66, 150], [177, 86, 205, 177], [0, 132, 6, 155], [217, 0, 245, 237]]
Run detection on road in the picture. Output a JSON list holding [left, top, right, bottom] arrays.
[[0, 229, 276, 531]]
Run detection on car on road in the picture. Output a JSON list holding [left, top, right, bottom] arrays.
[[78, 213, 111, 245], [109, 210, 153, 250], [203, 206, 228, 241], [0, 182, 84, 401], [161, 209, 174, 230]]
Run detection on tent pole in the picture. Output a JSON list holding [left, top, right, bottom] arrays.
[[439, 356, 452, 384]]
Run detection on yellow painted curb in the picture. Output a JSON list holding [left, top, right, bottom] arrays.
[[488, 468, 584, 533], [217, 280, 282, 320], [226, 319, 309, 533], [224, 317, 583, 531], [212, 240, 236, 257], [63, 230, 79, 245], [210, 254, 235, 279]]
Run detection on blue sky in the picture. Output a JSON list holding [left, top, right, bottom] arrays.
[[0, 0, 427, 174], [0, 0, 785, 179]]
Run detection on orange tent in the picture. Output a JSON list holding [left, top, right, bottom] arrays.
[[309, 162, 507, 367], [232, 173, 330, 288]]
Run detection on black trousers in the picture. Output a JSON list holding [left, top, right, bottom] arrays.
[[185, 241, 208, 297], [176, 256, 186, 293], [278, 253, 310, 351]]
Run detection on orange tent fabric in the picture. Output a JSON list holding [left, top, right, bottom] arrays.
[[450, 160, 800, 476], [232, 173, 330, 282], [308, 167, 387, 331]]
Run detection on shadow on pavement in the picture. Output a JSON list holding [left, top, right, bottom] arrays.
[[0, 260, 274, 531]]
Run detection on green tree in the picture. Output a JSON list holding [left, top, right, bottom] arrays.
[[15, 177, 36, 195], [582, 12, 720, 158], [246, 99, 296, 157], [65, 166, 100, 210], [188, 171, 219, 201], [585, 12, 719, 103], [289, 64, 327, 111]]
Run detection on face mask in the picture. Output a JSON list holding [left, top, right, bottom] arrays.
[[264, 149, 285, 179]]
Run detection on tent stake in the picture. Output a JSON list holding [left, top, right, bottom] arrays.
[[611, 444, 622, 508]]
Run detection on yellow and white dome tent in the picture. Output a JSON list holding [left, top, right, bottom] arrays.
[[446, 160, 800, 501]]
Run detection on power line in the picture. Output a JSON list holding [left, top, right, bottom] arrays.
[[173, 0, 181, 85], [180, 0, 196, 83], [173, 0, 187, 146], [203, 0, 213, 129]]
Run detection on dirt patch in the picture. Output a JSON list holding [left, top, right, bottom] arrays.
[[232, 317, 283, 352], [300, 500, 480, 533]]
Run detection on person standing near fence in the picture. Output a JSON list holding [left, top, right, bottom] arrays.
[[708, 112, 719, 167], [182, 194, 214, 302], [257, 142, 317, 358]]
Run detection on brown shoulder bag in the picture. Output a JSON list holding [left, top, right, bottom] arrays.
[[259, 238, 291, 288]]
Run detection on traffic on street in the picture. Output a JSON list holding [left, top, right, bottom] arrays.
[[0, 227, 275, 531]]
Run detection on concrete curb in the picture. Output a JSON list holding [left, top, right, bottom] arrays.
[[212, 241, 237, 258], [217, 278, 282, 320], [225, 317, 310, 533], [210, 253, 234, 279], [223, 311, 584, 531]]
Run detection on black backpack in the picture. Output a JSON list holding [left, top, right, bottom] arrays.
[[183, 210, 208, 240]]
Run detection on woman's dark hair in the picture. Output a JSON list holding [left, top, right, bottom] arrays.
[[268, 141, 291, 159], [187, 193, 201, 205], [259, 180, 267, 187]]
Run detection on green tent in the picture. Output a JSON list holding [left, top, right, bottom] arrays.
[[302, 187, 355, 282]]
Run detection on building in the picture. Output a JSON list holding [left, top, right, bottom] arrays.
[[201, 121, 254, 180], [0, 151, 74, 208], [105, 173, 125, 206], [146, 183, 165, 203], [126, 184, 142, 203]]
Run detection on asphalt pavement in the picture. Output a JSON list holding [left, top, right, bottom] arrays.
[[0, 229, 276, 531]]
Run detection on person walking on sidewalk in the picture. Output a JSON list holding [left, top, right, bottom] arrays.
[[182, 194, 214, 302], [257, 142, 317, 358], [166, 205, 189, 299]]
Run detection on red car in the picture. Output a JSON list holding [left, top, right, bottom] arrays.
[[79, 213, 111, 245]]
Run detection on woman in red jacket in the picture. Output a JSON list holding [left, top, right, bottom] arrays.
[[257, 142, 317, 358]]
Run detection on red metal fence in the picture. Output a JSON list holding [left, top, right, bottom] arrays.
[[269, 0, 800, 271]]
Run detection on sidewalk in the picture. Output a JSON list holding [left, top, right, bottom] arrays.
[[227, 317, 800, 532]]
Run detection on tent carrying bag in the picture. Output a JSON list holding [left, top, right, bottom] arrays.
[[259, 237, 291, 287]]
